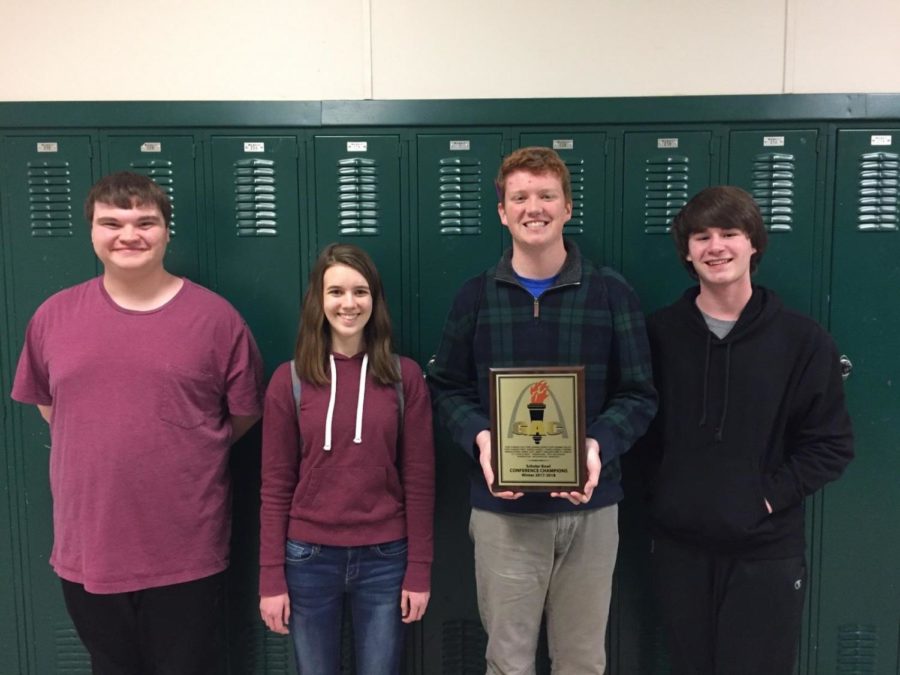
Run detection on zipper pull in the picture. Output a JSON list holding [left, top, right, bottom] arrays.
[[533, 297, 540, 319]]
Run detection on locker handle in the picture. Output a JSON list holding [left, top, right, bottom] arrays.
[[840, 355, 853, 381]]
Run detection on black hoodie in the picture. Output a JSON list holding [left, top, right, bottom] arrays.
[[641, 286, 853, 557]]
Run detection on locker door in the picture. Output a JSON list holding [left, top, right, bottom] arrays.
[[415, 133, 502, 675], [815, 129, 900, 675], [1, 135, 96, 674], [416, 133, 503, 361], [728, 130, 819, 313], [313, 135, 404, 346], [209, 134, 303, 675], [209, 135, 302, 373], [621, 131, 714, 312], [519, 133, 608, 266], [104, 135, 204, 283], [617, 130, 713, 675]]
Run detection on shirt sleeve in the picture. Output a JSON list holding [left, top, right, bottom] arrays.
[[11, 311, 53, 406], [427, 277, 490, 461], [587, 273, 659, 466], [763, 331, 854, 510], [223, 317, 265, 418]]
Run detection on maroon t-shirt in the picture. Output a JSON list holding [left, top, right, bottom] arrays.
[[12, 277, 264, 593]]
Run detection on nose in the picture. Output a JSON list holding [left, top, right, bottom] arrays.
[[525, 195, 542, 213], [119, 225, 139, 241], [707, 233, 725, 250]]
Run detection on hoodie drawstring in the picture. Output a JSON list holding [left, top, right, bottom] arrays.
[[715, 344, 731, 442], [323, 353, 368, 451], [698, 331, 712, 428]]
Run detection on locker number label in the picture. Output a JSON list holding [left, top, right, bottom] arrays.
[[244, 142, 266, 152], [347, 141, 368, 152], [553, 139, 574, 150], [140, 142, 162, 153], [449, 140, 471, 151], [657, 138, 679, 149], [871, 135, 892, 146], [763, 136, 785, 147], [36, 142, 59, 153]]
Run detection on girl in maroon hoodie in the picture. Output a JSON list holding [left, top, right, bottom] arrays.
[[258, 243, 435, 674]]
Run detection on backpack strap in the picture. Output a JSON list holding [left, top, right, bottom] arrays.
[[290, 359, 302, 417], [393, 354, 405, 430]]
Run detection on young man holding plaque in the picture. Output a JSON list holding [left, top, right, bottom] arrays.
[[640, 186, 853, 674], [429, 147, 657, 674], [11, 172, 264, 674]]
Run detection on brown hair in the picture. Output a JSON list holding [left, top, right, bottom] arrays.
[[494, 146, 572, 204], [84, 171, 172, 228], [671, 185, 768, 277], [294, 243, 399, 385]]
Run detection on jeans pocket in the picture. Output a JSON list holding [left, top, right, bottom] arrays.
[[372, 538, 408, 558], [285, 539, 319, 564]]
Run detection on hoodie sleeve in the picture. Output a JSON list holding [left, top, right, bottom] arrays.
[[763, 330, 854, 511], [258, 363, 302, 597], [587, 272, 659, 466], [427, 276, 490, 462], [398, 358, 435, 593]]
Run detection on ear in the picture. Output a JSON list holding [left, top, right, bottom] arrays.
[[686, 255, 692, 261], [497, 202, 508, 227]]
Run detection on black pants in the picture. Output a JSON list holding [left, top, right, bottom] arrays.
[[652, 537, 806, 675], [61, 572, 225, 675]]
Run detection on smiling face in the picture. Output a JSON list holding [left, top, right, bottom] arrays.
[[91, 200, 169, 276], [686, 226, 757, 291], [322, 263, 373, 355], [498, 170, 572, 255]]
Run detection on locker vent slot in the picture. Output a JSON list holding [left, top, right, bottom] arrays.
[[857, 152, 899, 231], [234, 158, 278, 237], [836, 623, 877, 673], [337, 157, 381, 236], [565, 159, 585, 235], [751, 152, 794, 232], [129, 159, 179, 236], [438, 157, 482, 236], [643, 155, 689, 234], [442, 618, 487, 673], [55, 622, 91, 672], [28, 162, 74, 238]]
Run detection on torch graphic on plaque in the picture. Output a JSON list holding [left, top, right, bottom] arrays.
[[489, 366, 586, 492]]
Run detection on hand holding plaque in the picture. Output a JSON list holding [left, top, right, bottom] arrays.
[[489, 367, 587, 492]]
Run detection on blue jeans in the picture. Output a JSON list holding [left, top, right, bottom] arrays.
[[285, 538, 407, 675]]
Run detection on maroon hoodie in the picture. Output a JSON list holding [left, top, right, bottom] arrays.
[[259, 352, 435, 596]]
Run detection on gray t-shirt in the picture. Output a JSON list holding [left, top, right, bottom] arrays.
[[701, 310, 736, 339]]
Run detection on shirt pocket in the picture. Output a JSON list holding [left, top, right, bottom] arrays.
[[157, 363, 218, 429]]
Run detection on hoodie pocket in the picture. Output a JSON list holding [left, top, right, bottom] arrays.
[[297, 465, 404, 524], [653, 448, 770, 542]]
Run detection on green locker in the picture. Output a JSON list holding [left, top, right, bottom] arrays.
[[727, 130, 820, 313], [103, 135, 205, 283], [621, 131, 714, 312], [312, 135, 404, 347], [816, 128, 900, 675], [518, 133, 608, 266], [415, 133, 503, 675], [0, 164, 22, 675], [617, 130, 715, 674], [1, 135, 96, 674], [415, 133, 504, 361], [208, 134, 304, 674]]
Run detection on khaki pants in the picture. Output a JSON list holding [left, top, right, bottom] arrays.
[[469, 505, 619, 675]]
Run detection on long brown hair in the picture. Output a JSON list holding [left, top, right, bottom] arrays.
[[294, 243, 399, 385]]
